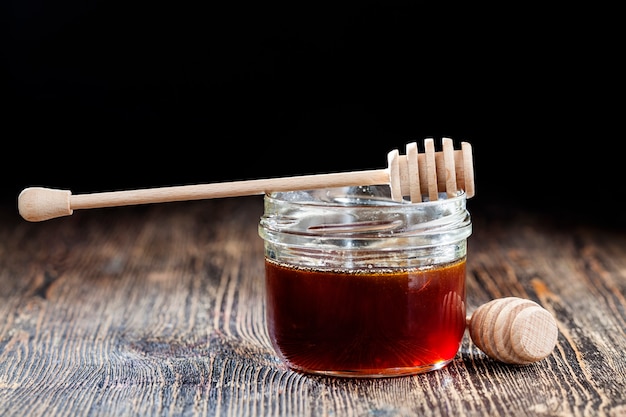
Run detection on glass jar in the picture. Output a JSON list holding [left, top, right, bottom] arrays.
[[258, 185, 472, 377]]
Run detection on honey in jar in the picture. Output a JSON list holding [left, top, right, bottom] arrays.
[[258, 186, 472, 377]]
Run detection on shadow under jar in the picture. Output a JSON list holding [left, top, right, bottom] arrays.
[[258, 186, 472, 378]]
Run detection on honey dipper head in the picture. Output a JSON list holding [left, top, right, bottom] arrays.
[[468, 297, 559, 365], [388, 138, 475, 203]]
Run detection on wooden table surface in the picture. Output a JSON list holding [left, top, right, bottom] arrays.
[[1, 196, 625, 417]]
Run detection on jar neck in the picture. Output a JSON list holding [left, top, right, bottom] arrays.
[[258, 186, 472, 270], [259, 187, 471, 251]]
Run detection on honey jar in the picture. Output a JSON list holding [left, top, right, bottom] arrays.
[[258, 185, 472, 377]]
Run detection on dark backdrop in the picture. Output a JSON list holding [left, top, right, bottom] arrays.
[[2, 3, 620, 223]]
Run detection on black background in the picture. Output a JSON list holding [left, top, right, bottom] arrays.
[[2, 3, 621, 223]]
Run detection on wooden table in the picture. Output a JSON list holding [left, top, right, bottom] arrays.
[[1, 196, 624, 416]]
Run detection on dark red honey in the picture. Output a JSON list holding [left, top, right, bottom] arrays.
[[264, 258, 467, 376]]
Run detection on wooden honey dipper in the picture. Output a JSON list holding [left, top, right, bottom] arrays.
[[18, 137, 475, 222], [467, 297, 559, 364]]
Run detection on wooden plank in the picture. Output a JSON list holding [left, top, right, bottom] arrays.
[[0, 198, 624, 417]]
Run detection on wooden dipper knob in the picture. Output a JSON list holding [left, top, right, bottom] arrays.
[[468, 297, 559, 365]]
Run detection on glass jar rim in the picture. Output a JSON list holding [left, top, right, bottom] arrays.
[[264, 187, 468, 209]]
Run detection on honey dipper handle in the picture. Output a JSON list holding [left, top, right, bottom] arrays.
[[18, 170, 389, 222]]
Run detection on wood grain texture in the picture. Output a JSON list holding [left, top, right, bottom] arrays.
[[0, 197, 625, 417]]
